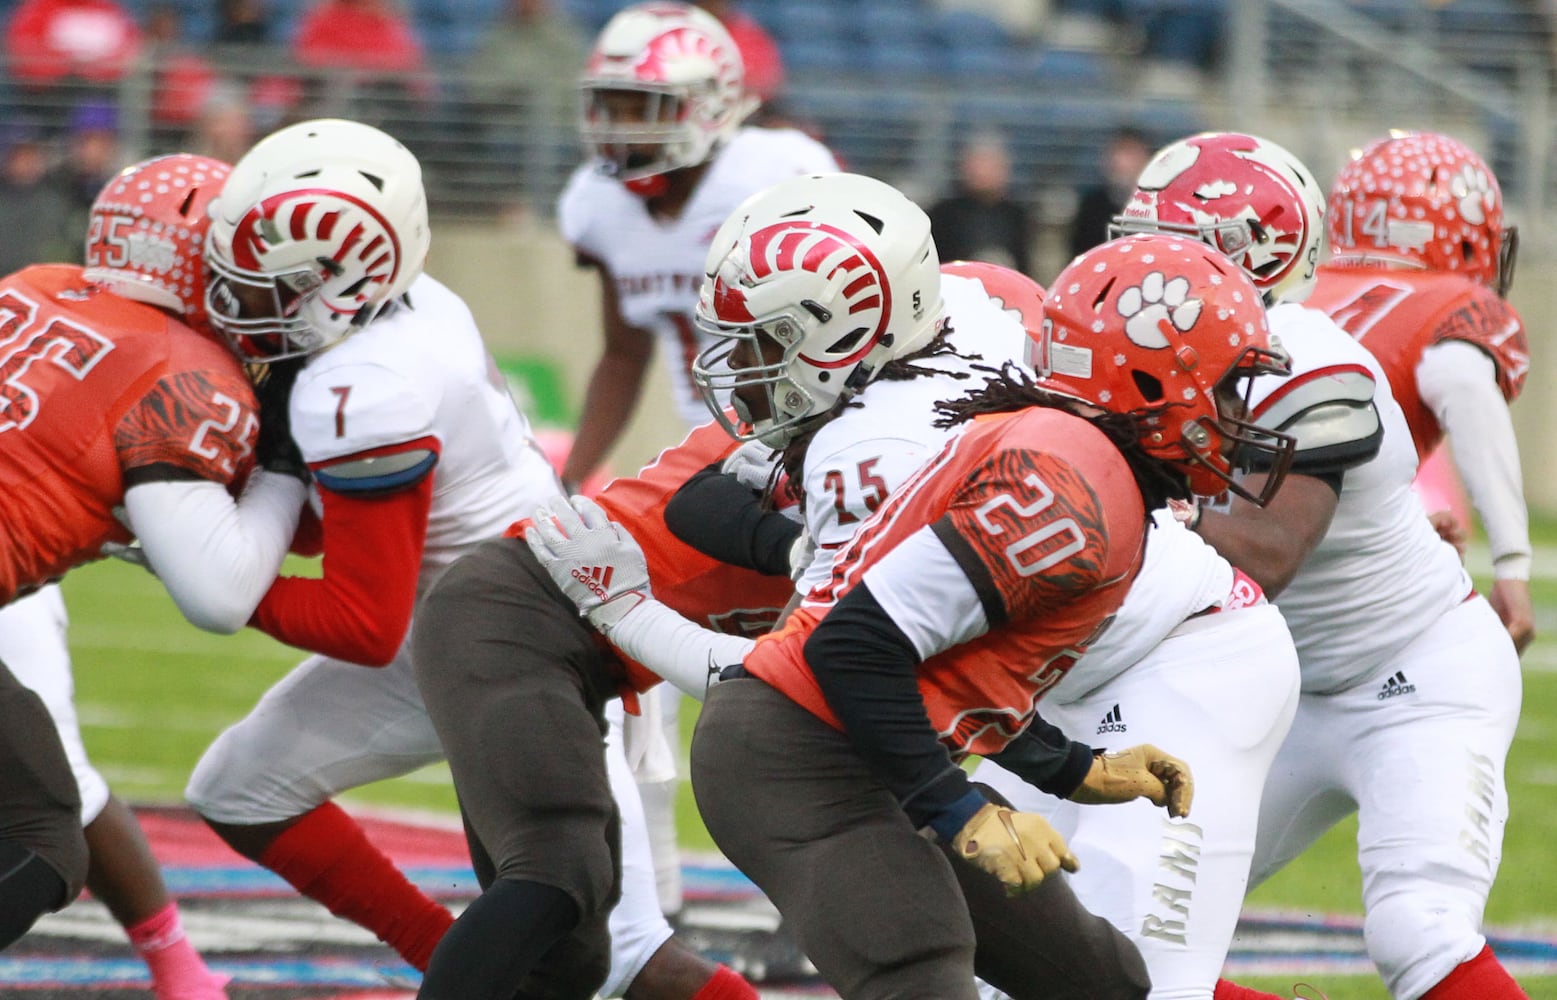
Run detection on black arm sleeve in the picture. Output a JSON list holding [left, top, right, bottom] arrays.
[[803, 582, 976, 832], [985, 718, 1095, 799], [664, 463, 802, 576]]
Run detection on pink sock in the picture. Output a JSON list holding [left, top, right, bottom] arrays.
[[126, 901, 229, 1000], [1214, 980, 1284, 1000], [691, 963, 760, 1000]]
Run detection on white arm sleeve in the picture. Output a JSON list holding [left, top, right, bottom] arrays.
[[124, 470, 308, 633], [605, 598, 758, 701], [1417, 340, 1531, 580]]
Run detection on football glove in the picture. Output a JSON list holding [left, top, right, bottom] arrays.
[[1069, 744, 1194, 818], [253, 359, 309, 483], [525, 495, 651, 633], [952, 802, 1078, 896], [720, 438, 780, 493]]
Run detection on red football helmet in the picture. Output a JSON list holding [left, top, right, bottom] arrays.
[[579, 1, 756, 195], [1112, 132, 1325, 305], [84, 153, 230, 334], [1327, 131, 1517, 296], [938, 260, 1046, 359], [1037, 234, 1295, 505]]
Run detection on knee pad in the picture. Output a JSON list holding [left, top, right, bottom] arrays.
[[1364, 887, 1486, 999]]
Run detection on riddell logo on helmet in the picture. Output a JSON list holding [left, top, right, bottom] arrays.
[[572, 565, 614, 600]]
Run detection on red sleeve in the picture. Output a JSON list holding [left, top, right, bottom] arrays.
[[1431, 285, 1529, 403], [115, 368, 260, 485], [249, 473, 433, 666]]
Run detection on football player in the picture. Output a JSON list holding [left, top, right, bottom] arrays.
[[527, 228, 1296, 999], [637, 170, 1306, 1000], [1311, 130, 1533, 654], [412, 418, 797, 1000], [556, 0, 837, 927], [1118, 131, 1529, 1000], [0, 155, 308, 997], [180, 117, 752, 1000]]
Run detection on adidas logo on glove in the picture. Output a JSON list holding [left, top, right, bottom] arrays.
[[571, 565, 615, 601]]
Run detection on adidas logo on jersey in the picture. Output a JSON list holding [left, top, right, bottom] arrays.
[[1096, 704, 1127, 735], [571, 565, 615, 601], [1377, 670, 1416, 700]]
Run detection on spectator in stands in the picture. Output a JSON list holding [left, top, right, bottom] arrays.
[[294, 0, 424, 75], [0, 125, 74, 275], [192, 83, 256, 164], [469, 0, 587, 217], [693, 0, 784, 104], [3, 0, 141, 90], [55, 102, 121, 264], [927, 130, 1033, 275], [216, 0, 273, 46], [145, 3, 219, 129], [1068, 124, 1151, 258]]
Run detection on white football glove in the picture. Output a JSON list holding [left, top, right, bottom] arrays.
[[526, 495, 651, 633], [720, 439, 780, 492]]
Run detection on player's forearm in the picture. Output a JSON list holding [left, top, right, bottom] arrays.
[[1422, 347, 1532, 579], [603, 597, 756, 699], [250, 480, 432, 665], [804, 583, 977, 835], [127, 472, 307, 633]]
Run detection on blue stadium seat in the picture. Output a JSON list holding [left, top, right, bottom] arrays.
[[766, 0, 846, 44], [857, 1, 930, 48], [782, 36, 856, 75], [859, 38, 934, 77], [1020, 48, 1110, 89]]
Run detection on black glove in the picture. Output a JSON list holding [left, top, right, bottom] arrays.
[[253, 359, 309, 482]]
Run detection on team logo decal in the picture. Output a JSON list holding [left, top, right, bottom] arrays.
[[1117, 270, 1202, 349]]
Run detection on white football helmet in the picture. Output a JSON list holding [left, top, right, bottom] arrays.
[[204, 118, 431, 363], [691, 172, 945, 447], [579, 1, 755, 191], [1111, 132, 1326, 305]]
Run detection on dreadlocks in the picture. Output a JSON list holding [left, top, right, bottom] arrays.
[[934, 362, 1192, 512], [773, 322, 979, 508]]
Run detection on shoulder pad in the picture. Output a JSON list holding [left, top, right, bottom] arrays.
[[1252, 366, 1382, 474], [314, 448, 438, 495]]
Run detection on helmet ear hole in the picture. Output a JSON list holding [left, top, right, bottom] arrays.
[[1132, 369, 1165, 403]]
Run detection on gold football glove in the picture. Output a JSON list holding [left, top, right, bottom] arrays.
[[952, 803, 1079, 896]]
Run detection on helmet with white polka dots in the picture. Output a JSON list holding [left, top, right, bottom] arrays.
[[1328, 131, 1517, 296], [84, 153, 230, 334], [1037, 233, 1295, 505]]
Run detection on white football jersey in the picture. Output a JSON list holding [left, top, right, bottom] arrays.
[[289, 274, 561, 591], [558, 127, 840, 428], [794, 273, 1028, 596], [1045, 510, 1239, 704], [1257, 304, 1472, 693]]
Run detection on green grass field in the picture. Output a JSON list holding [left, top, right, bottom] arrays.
[[54, 522, 1557, 1000]]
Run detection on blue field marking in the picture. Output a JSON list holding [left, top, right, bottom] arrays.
[[0, 956, 417, 987], [158, 859, 755, 899]]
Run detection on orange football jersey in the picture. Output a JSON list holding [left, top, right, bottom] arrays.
[[0, 265, 259, 604], [595, 421, 797, 693], [1308, 265, 1528, 462], [745, 406, 1147, 758]]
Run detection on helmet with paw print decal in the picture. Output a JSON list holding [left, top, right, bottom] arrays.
[[1037, 233, 1296, 505], [1327, 130, 1516, 296]]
